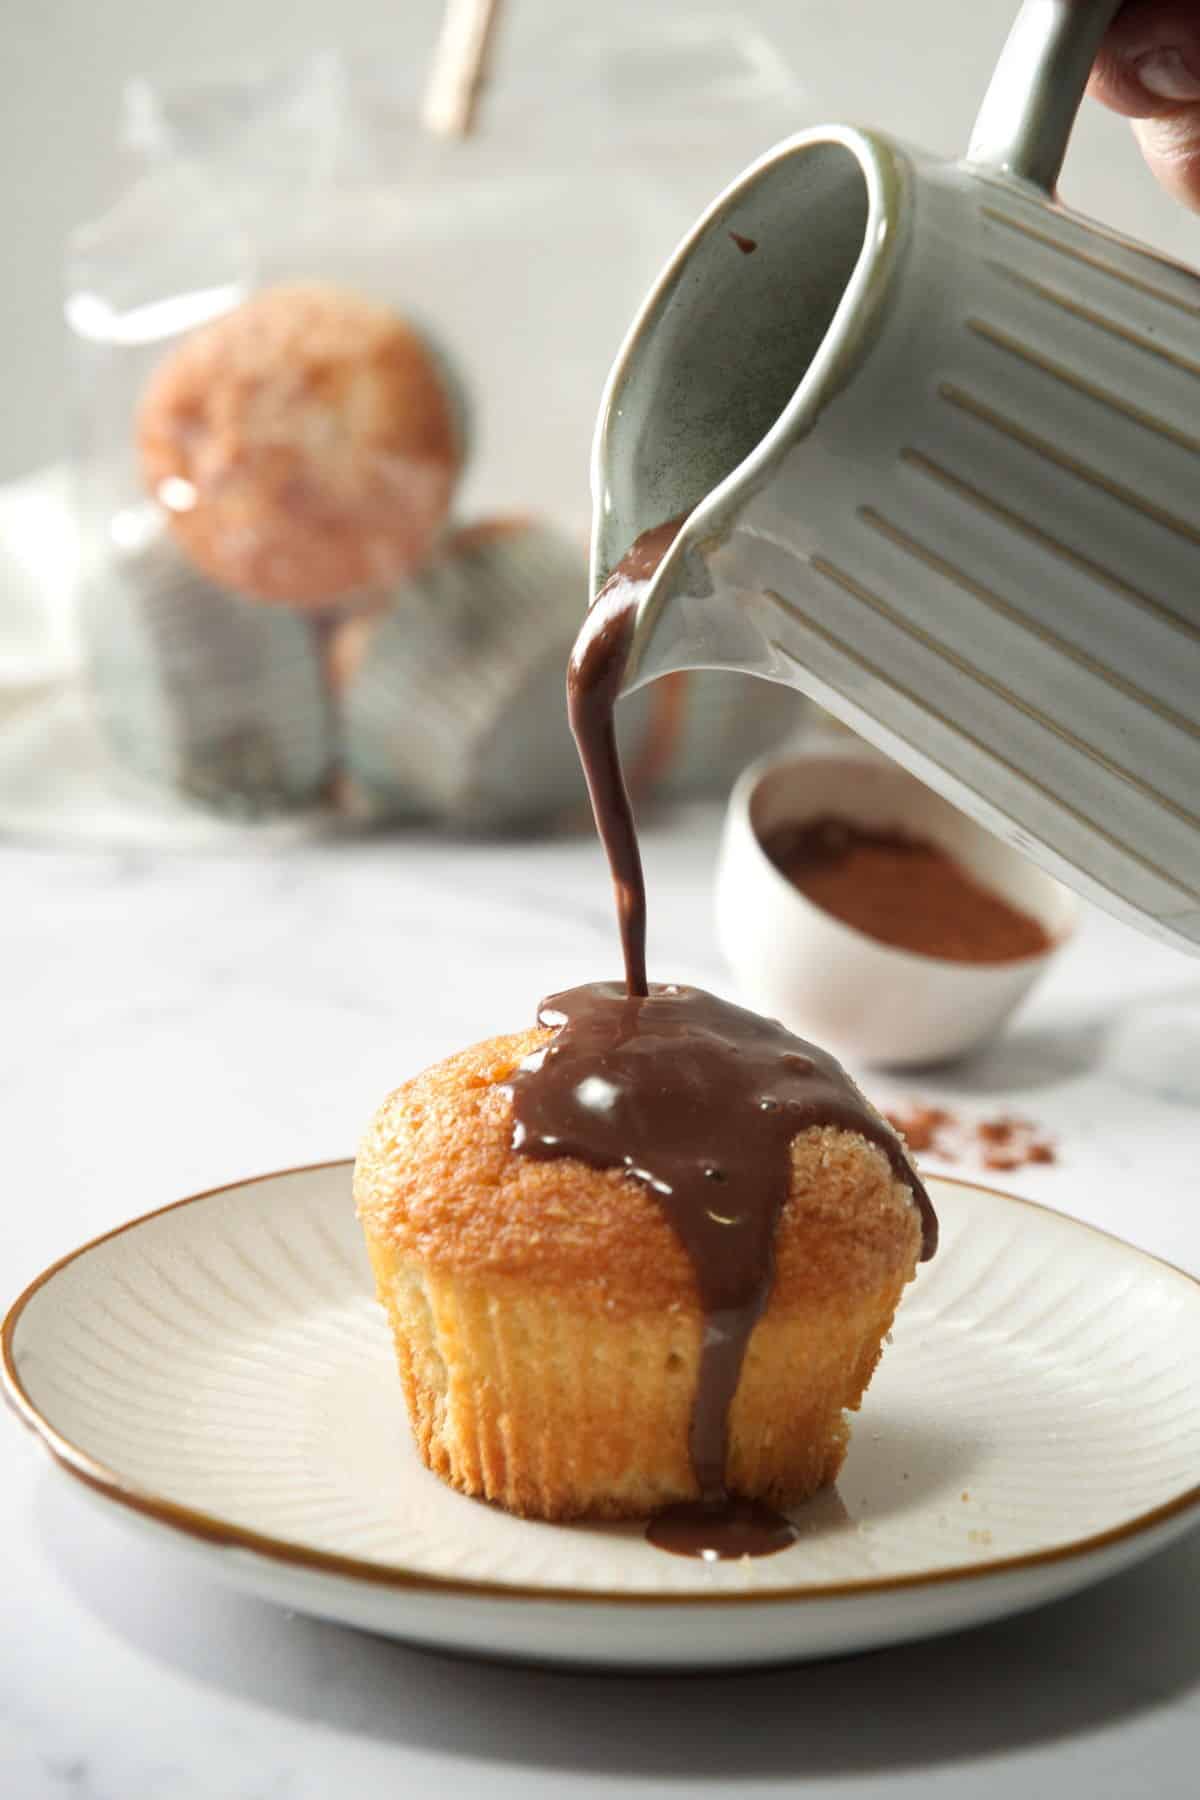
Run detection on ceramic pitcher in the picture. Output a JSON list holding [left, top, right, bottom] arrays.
[[592, 0, 1200, 954]]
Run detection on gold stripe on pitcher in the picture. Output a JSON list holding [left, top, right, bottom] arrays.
[[980, 206, 1200, 322], [760, 581, 1198, 906], [938, 384, 1200, 550], [898, 448, 1200, 646], [985, 262, 1200, 382], [966, 317, 1200, 456], [859, 506, 1199, 744], [796, 547, 1199, 828]]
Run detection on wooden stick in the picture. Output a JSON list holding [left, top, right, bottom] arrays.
[[422, 0, 505, 138]]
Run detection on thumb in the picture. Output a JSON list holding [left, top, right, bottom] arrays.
[[1087, 0, 1200, 210]]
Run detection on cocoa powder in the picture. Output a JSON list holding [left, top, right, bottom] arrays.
[[761, 817, 1052, 963], [884, 1102, 1057, 1171]]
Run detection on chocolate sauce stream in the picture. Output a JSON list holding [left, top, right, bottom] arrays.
[[566, 518, 684, 996], [510, 518, 937, 1559]]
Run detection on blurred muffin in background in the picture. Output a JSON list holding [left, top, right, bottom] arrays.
[[137, 282, 465, 609], [83, 505, 334, 814], [337, 513, 807, 832], [336, 515, 604, 829]]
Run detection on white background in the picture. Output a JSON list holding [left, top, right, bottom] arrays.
[[3, 0, 1197, 481]]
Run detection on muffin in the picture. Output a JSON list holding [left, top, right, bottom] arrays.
[[354, 999, 929, 1522], [82, 505, 334, 814], [137, 282, 464, 608], [335, 514, 614, 828]]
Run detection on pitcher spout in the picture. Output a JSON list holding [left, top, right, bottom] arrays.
[[613, 511, 819, 694], [589, 122, 907, 676], [588, 4, 1200, 956]]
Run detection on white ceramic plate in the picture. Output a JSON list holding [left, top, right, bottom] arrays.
[[5, 1162, 1199, 1669]]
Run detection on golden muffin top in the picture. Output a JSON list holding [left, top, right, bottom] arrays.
[[354, 1028, 922, 1320]]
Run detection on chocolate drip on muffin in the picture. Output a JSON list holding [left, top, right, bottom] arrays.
[[506, 521, 937, 1555], [506, 983, 935, 1551]]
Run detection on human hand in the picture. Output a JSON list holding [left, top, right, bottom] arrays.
[[1088, 1, 1200, 209]]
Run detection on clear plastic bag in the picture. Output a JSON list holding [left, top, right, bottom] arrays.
[[69, 21, 808, 826]]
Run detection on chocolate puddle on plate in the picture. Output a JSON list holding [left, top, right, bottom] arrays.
[[507, 518, 936, 1559]]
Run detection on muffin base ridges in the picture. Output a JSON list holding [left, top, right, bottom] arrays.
[[364, 1241, 913, 1522]]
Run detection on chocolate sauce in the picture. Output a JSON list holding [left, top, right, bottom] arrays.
[[566, 517, 684, 996], [646, 1496, 797, 1559], [729, 231, 758, 255], [510, 519, 937, 1560], [507, 983, 935, 1517]]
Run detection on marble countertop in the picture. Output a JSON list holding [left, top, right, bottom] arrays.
[[2, 807, 1198, 1799]]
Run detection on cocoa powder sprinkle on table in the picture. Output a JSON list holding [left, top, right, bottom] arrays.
[[884, 1103, 1057, 1171]]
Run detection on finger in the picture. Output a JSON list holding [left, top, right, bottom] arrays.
[[1130, 109, 1200, 208], [1087, 0, 1200, 117], [1087, 1, 1200, 209]]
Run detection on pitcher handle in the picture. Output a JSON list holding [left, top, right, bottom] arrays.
[[966, 0, 1123, 192]]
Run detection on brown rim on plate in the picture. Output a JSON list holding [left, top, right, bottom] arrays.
[[4, 1159, 1198, 1608]]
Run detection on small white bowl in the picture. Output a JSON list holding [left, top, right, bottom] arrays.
[[715, 744, 1080, 1067]]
